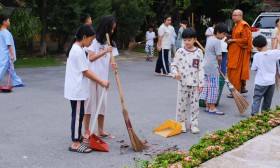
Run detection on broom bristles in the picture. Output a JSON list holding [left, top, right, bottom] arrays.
[[231, 89, 249, 114], [123, 108, 148, 151], [128, 42, 140, 51]]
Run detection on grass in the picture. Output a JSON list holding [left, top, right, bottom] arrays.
[[14, 55, 65, 68]]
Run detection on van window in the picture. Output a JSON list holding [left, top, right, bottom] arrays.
[[254, 16, 279, 28]]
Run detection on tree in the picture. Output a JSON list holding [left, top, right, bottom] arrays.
[[49, 0, 85, 51], [112, 0, 150, 49], [9, 8, 41, 49]]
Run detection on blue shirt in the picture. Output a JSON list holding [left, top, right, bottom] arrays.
[[0, 29, 16, 65]]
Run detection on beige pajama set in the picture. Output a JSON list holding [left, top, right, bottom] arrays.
[[171, 47, 204, 126]]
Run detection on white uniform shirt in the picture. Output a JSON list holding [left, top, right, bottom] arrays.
[[64, 44, 89, 100], [205, 27, 214, 42], [158, 24, 171, 49], [251, 50, 280, 86], [85, 39, 118, 81], [220, 37, 228, 52], [146, 31, 156, 46]]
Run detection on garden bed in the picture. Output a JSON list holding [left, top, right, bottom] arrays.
[[136, 106, 280, 168]]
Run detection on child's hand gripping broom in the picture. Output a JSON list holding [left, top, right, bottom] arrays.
[[195, 40, 249, 114], [106, 34, 147, 151]]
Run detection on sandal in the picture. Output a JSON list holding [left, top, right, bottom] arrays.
[[97, 133, 115, 139], [82, 131, 90, 144], [227, 94, 233, 98], [68, 144, 92, 153], [207, 109, 225, 115]]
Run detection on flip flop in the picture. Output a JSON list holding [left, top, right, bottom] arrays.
[[97, 133, 116, 139], [227, 94, 234, 98], [207, 109, 225, 115], [68, 144, 92, 153], [204, 109, 209, 112]]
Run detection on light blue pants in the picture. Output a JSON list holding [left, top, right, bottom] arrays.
[[0, 60, 23, 86]]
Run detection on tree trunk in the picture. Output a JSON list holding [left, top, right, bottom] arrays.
[[39, 0, 47, 55]]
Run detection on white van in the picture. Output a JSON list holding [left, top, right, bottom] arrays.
[[251, 12, 280, 53]]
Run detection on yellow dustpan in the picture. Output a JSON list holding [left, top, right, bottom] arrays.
[[153, 120, 182, 138]]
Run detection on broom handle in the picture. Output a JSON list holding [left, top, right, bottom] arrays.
[[90, 87, 106, 133], [195, 40, 228, 80], [106, 34, 127, 113], [195, 40, 205, 52]]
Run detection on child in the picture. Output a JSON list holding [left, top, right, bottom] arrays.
[[65, 25, 110, 153], [83, 15, 118, 142], [170, 28, 204, 134], [200, 22, 228, 115], [80, 13, 92, 25], [175, 20, 187, 51], [251, 35, 280, 116], [145, 25, 156, 62], [0, 14, 24, 87]]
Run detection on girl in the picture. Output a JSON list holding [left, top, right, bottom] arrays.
[[83, 15, 118, 142], [65, 25, 110, 153]]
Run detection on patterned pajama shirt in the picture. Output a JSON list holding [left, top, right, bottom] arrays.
[[171, 47, 205, 126]]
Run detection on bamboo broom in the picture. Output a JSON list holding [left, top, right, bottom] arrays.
[[106, 34, 147, 151], [195, 40, 249, 114], [128, 36, 158, 51]]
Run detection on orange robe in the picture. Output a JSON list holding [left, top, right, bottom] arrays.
[[227, 20, 252, 92]]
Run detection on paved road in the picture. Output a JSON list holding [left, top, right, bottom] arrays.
[[1, 55, 279, 168]]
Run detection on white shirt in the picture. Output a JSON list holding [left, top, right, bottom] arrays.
[[205, 27, 214, 41], [146, 31, 156, 46], [169, 25, 177, 45], [251, 50, 280, 86], [85, 39, 118, 81], [158, 24, 171, 49], [64, 44, 89, 100], [220, 37, 228, 52]]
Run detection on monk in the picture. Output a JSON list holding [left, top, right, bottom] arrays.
[[226, 9, 252, 98]]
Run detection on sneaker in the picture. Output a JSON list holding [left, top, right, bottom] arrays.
[[13, 84, 25, 87], [181, 122, 186, 133], [190, 125, 200, 134]]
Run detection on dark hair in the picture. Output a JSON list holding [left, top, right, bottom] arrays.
[[253, 35, 267, 48], [148, 25, 154, 29], [214, 22, 228, 34], [66, 25, 96, 57], [80, 13, 91, 24], [276, 18, 280, 26], [0, 14, 9, 25], [163, 15, 171, 22], [96, 15, 117, 47], [181, 20, 187, 25], [182, 27, 197, 38]]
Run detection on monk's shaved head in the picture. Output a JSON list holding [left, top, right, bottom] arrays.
[[232, 9, 243, 23], [233, 9, 243, 16]]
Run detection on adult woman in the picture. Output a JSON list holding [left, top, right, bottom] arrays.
[[155, 15, 172, 76]]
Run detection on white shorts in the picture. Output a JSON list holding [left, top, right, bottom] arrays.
[[85, 81, 107, 115]]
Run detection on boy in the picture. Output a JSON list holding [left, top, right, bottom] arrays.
[[145, 25, 156, 62], [170, 28, 204, 134], [200, 22, 228, 115], [0, 14, 24, 87], [251, 35, 280, 116]]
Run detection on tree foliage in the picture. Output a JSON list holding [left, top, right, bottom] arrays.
[[9, 8, 41, 47]]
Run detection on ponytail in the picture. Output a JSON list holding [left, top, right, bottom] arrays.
[[66, 36, 77, 57], [66, 25, 95, 57]]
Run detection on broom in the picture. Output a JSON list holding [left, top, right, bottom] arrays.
[[106, 33, 147, 151], [195, 40, 249, 114], [128, 36, 158, 51]]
